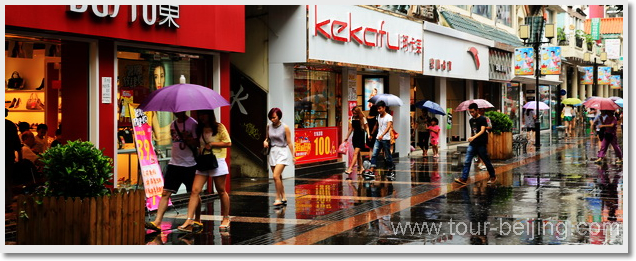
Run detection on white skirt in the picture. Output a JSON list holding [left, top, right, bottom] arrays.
[[268, 146, 293, 166], [196, 158, 229, 177]]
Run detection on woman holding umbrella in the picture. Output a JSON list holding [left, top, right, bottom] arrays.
[[178, 110, 232, 232], [523, 108, 536, 142]]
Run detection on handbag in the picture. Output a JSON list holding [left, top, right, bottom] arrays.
[[261, 138, 271, 156], [195, 133, 219, 171], [26, 93, 42, 110], [7, 71, 23, 89], [337, 141, 348, 154]]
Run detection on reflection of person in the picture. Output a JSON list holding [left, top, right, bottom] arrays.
[[415, 110, 431, 157], [344, 107, 369, 176], [364, 101, 395, 180], [455, 103, 496, 185], [178, 110, 232, 232], [145, 111, 199, 232], [594, 110, 622, 164], [263, 108, 295, 206]]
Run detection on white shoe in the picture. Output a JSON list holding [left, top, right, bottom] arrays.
[[479, 165, 487, 171]]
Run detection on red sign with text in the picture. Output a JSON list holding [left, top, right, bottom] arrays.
[[295, 127, 339, 164]]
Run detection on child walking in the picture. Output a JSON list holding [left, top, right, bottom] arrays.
[[428, 118, 440, 158]]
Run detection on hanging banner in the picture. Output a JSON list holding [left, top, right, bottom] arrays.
[[580, 67, 594, 85], [540, 46, 562, 75], [605, 39, 621, 59], [598, 67, 612, 85], [514, 48, 535, 76], [610, 75, 622, 89], [295, 127, 339, 164], [129, 103, 169, 211], [591, 18, 601, 41]]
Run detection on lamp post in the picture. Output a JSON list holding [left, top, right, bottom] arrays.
[[584, 52, 608, 97], [519, 19, 554, 150]]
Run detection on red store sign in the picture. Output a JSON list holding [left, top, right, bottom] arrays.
[[5, 5, 245, 53], [313, 6, 422, 54], [429, 58, 452, 71], [295, 127, 339, 164]]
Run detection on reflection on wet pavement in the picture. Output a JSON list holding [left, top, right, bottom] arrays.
[[145, 135, 623, 245]]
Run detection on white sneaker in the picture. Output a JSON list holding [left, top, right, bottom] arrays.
[[479, 165, 487, 171]]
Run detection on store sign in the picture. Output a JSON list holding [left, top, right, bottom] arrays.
[[514, 48, 535, 76], [598, 67, 611, 85], [489, 49, 512, 81], [539, 46, 562, 75], [610, 75, 622, 89], [428, 58, 452, 71], [591, 18, 601, 41], [308, 5, 423, 72], [69, 5, 180, 28], [580, 67, 593, 85], [606, 39, 621, 60], [295, 127, 339, 164], [128, 104, 169, 211]]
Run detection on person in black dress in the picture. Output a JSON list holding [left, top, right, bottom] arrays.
[[365, 104, 379, 150], [344, 106, 370, 175]]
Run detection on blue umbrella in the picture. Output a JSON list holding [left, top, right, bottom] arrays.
[[415, 100, 446, 115], [615, 98, 623, 108]]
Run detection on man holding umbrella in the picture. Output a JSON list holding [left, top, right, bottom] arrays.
[[455, 103, 497, 185]]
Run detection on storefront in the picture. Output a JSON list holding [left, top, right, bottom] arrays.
[[421, 22, 493, 148], [268, 5, 422, 178], [6, 5, 245, 193]]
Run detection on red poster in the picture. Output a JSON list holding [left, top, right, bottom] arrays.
[[348, 101, 357, 117], [295, 127, 339, 164]]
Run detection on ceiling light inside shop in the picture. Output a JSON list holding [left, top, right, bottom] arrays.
[[117, 51, 141, 60]]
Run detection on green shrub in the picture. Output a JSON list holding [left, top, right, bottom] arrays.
[[39, 140, 113, 198], [485, 111, 513, 134]]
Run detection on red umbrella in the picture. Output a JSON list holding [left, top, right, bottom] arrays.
[[584, 98, 620, 111], [455, 99, 494, 112]]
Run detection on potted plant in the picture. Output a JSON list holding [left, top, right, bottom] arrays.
[[557, 27, 568, 46], [16, 140, 145, 245], [484, 111, 514, 160], [584, 33, 594, 51], [575, 30, 585, 48]]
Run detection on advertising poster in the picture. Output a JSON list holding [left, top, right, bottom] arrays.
[[606, 39, 621, 60], [129, 103, 169, 211], [514, 47, 535, 75], [598, 67, 611, 85], [580, 67, 594, 85], [540, 46, 562, 75], [295, 127, 339, 164], [364, 77, 384, 110], [610, 75, 622, 89], [348, 101, 357, 117]]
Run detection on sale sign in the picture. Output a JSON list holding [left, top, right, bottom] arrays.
[[295, 127, 339, 164], [129, 103, 168, 211]]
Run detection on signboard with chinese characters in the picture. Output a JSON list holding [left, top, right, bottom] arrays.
[[610, 75, 622, 89], [128, 103, 169, 211], [514, 48, 535, 76], [580, 67, 593, 85], [598, 67, 612, 85], [591, 18, 601, 41], [308, 5, 423, 72], [295, 127, 339, 164], [540, 46, 562, 75], [489, 49, 512, 81], [606, 39, 621, 59]]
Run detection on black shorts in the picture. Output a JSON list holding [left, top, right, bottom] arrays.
[[163, 164, 196, 193]]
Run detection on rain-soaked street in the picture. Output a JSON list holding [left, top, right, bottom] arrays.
[[143, 133, 623, 245]]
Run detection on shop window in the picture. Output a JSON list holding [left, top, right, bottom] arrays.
[[472, 5, 492, 19], [293, 66, 341, 129], [496, 5, 512, 27], [116, 46, 211, 190]]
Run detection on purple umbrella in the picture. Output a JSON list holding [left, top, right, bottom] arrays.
[[455, 99, 494, 112], [138, 83, 230, 112], [523, 101, 550, 110]]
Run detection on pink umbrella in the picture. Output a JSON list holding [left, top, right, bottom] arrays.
[[584, 98, 620, 111], [138, 83, 230, 112], [455, 99, 494, 112], [523, 101, 550, 110]]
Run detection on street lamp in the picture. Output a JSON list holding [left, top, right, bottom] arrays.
[[519, 19, 554, 150], [584, 52, 608, 97]]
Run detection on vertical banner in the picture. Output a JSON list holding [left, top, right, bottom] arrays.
[[348, 101, 357, 117], [295, 127, 339, 164], [605, 39, 621, 59], [514, 48, 535, 75], [591, 18, 601, 40], [580, 67, 594, 85], [540, 46, 562, 75], [610, 76, 622, 89], [598, 67, 612, 84], [129, 103, 168, 211], [446, 108, 452, 129]]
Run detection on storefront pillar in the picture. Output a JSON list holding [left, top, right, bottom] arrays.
[[98, 40, 116, 160], [61, 41, 90, 144], [269, 63, 295, 179], [434, 77, 447, 150], [390, 73, 410, 157], [465, 80, 474, 141], [586, 84, 593, 100], [568, 66, 577, 99]]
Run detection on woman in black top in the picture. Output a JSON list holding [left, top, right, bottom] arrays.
[[366, 104, 379, 150], [344, 106, 370, 175]]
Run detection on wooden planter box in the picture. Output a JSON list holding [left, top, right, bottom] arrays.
[[16, 189, 145, 245], [487, 132, 513, 160]]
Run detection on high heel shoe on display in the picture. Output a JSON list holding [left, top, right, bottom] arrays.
[[36, 78, 45, 90], [8, 98, 16, 108], [14, 98, 21, 109]]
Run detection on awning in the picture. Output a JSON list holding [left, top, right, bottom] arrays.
[[440, 10, 524, 48], [512, 76, 562, 85]]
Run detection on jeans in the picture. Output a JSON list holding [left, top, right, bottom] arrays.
[[370, 139, 393, 170], [461, 144, 495, 180]]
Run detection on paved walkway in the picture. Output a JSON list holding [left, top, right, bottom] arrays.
[[140, 133, 623, 245]]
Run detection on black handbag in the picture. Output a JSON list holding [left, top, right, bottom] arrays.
[[195, 133, 219, 171], [262, 138, 271, 156], [7, 71, 23, 89]]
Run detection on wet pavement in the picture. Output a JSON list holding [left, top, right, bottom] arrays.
[[140, 132, 623, 245]]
